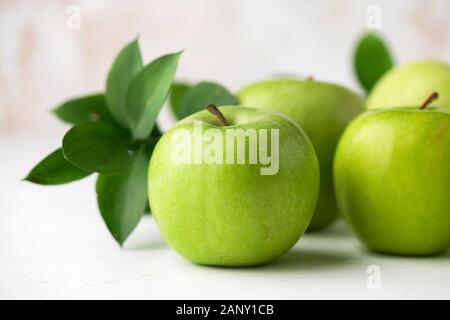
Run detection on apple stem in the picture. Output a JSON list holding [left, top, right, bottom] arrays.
[[306, 75, 314, 81], [206, 104, 229, 126], [420, 92, 439, 110]]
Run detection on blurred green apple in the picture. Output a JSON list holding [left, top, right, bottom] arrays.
[[367, 60, 450, 109], [334, 94, 450, 255], [237, 80, 364, 230], [149, 106, 320, 266]]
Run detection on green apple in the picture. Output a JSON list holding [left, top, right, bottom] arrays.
[[237, 80, 364, 230], [334, 94, 450, 256], [149, 106, 320, 266], [367, 60, 450, 110]]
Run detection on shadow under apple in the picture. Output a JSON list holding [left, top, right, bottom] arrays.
[[263, 248, 356, 272]]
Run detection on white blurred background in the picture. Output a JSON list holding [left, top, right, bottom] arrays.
[[1, 1, 449, 299], [1, 0, 449, 134]]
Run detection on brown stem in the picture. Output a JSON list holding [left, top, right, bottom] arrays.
[[420, 92, 439, 110], [206, 104, 228, 126], [306, 75, 314, 81]]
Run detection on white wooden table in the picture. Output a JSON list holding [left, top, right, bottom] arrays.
[[1, 130, 449, 299]]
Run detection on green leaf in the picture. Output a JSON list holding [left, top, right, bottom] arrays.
[[150, 124, 162, 138], [145, 125, 161, 158], [169, 82, 191, 119], [62, 122, 131, 174], [52, 94, 117, 126], [96, 147, 149, 245], [106, 38, 143, 128], [179, 81, 238, 119], [140, 126, 161, 216], [126, 51, 182, 139], [354, 32, 394, 94], [24, 148, 91, 185]]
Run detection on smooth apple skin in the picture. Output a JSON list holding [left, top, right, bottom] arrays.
[[367, 60, 450, 110], [334, 108, 450, 255], [237, 80, 364, 231], [149, 107, 320, 266]]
